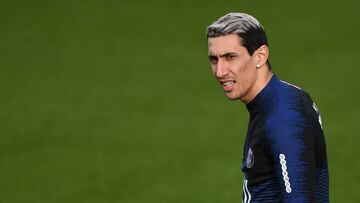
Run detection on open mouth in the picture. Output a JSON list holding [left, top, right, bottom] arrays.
[[223, 81, 234, 87], [220, 80, 235, 92]]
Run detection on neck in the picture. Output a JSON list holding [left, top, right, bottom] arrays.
[[241, 68, 273, 104]]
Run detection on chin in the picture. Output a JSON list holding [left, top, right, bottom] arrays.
[[224, 92, 241, 100]]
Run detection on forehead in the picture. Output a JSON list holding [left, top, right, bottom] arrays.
[[207, 34, 245, 55]]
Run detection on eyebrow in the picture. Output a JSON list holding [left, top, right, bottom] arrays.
[[208, 52, 238, 59], [208, 55, 217, 61]]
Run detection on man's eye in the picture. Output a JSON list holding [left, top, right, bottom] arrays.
[[209, 57, 218, 64], [226, 55, 235, 60]]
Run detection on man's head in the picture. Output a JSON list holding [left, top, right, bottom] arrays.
[[207, 13, 272, 103]]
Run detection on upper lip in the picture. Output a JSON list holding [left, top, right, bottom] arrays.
[[218, 79, 235, 83]]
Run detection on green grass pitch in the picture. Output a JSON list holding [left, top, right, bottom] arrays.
[[0, 0, 359, 202]]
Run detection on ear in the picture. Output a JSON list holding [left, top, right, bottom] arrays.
[[254, 45, 269, 67]]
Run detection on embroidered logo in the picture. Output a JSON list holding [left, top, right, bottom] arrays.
[[246, 148, 254, 168]]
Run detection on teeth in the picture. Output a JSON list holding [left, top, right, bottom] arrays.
[[223, 81, 234, 86]]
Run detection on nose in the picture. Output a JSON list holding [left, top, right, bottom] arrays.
[[215, 60, 228, 78]]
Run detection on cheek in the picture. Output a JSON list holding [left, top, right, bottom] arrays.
[[242, 58, 256, 74], [233, 60, 256, 83], [230, 60, 248, 74]]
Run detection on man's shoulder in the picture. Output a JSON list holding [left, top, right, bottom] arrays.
[[264, 79, 318, 138], [278, 79, 309, 98], [275, 79, 314, 110], [265, 80, 310, 121]]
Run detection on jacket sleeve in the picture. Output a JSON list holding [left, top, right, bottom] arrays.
[[265, 109, 317, 202]]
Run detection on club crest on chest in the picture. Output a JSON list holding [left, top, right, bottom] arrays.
[[246, 148, 254, 168]]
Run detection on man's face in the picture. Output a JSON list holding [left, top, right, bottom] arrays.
[[208, 34, 258, 102]]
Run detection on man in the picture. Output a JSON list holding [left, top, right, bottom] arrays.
[[206, 13, 329, 202]]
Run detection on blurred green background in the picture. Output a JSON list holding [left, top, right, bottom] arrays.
[[1, 0, 359, 202]]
